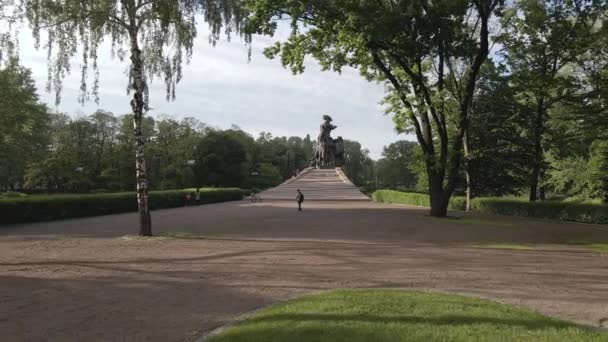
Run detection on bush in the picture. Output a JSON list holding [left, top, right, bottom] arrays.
[[471, 198, 608, 224], [0, 192, 27, 198], [372, 190, 608, 224], [0, 188, 243, 225], [372, 190, 465, 210]]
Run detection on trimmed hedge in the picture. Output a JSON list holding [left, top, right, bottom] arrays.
[[472, 197, 608, 224], [0, 188, 243, 225], [372, 190, 466, 211], [372, 190, 608, 224]]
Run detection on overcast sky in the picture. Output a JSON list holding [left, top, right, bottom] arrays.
[[17, 22, 409, 159]]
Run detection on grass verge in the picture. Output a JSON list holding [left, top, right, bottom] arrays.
[[207, 289, 606, 342], [471, 241, 608, 254]]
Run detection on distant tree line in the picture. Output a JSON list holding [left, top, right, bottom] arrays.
[[1, 59, 380, 193]]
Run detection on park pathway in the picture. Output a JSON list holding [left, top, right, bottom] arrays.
[[1, 176, 608, 341]]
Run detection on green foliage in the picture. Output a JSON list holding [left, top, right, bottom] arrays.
[[0, 188, 243, 224], [20, 0, 250, 105], [342, 140, 374, 187], [498, 0, 607, 200], [372, 190, 466, 211], [0, 191, 27, 198], [208, 289, 606, 342], [2, 108, 328, 193], [0, 59, 51, 190], [255, 132, 313, 181], [194, 130, 248, 188], [245, 162, 282, 190], [376, 140, 418, 190], [468, 61, 532, 197], [373, 190, 608, 224], [471, 198, 608, 224], [546, 141, 608, 203]]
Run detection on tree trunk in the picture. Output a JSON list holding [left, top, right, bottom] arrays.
[[529, 97, 545, 202], [463, 128, 471, 211], [529, 168, 539, 201], [428, 171, 448, 217], [129, 32, 152, 236], [539, 169, 546, 201]]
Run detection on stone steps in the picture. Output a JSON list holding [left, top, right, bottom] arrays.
[[258, 167, 370, 201]]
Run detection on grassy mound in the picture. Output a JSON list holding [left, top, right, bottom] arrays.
[[208, 289, 605, 342]]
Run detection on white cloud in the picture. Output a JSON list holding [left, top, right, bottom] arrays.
[[16, 21, 413, 158]]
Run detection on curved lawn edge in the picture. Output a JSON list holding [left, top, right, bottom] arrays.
[[200, 289, 607, 342]]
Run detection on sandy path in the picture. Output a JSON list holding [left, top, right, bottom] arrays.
[[1, 200, 607, 341]]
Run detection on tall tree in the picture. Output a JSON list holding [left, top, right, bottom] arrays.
[[499, 0, 605, 201], [245, 0, 503, 216], [0, 59, 50, 191], [20, 0, 249, 235], [194, 130, 247, 187], [468, 61, 532, 197], [342, 139, 372, 187], [376, 140, 418, 190]]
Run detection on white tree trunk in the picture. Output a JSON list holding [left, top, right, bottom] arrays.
[[129, 32, 152, 236]]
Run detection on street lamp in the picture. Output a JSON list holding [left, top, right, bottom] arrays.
[[186, 160, 196, 188]]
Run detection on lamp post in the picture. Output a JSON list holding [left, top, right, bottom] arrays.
[[187, 160, 196, 188]]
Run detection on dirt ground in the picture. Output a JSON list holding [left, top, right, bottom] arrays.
[[1, 200, 607, 341]]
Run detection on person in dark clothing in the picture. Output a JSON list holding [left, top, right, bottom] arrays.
[[296, 189, 304, 211]]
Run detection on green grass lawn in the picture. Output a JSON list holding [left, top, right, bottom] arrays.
[[566, 240, 608, 253], [471, 242, 536, 251], [428, 217, 514, 227], [207, 289, 606, 342], [471, 241, 608, 254]]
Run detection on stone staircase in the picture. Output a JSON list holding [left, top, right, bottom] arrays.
[[259, 167, 370, 201]]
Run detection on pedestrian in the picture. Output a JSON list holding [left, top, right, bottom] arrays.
[[296, 189, 304, 211], [250, 190, 256, 203], [195, 188, 201, 205], [185, 192, 192, 206]]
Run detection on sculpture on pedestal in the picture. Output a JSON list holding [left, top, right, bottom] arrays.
[[309, 115, 345, 168]]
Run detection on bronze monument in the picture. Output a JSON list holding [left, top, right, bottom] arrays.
[[309, 115, 345, 168]]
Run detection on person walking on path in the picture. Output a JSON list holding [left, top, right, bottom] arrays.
[[195, 188, 201, 205], [185, 192, 192, 206], [296, 189, 304, 211]]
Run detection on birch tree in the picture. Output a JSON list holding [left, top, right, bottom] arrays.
[[19, 0, 248, 235]]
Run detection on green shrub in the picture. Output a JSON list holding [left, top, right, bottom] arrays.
[[372, 190, 608, 224], [471, 198, 608, 224], [372, 190, 465, 210], [0, 192, 27, 198], [0, 188, 243, 225]]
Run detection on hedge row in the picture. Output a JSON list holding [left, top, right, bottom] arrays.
[[472, 197, 608, 224], [372, 190, 466, 211], [372, 190, 608, 224], [0, 188, 244, 225]]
